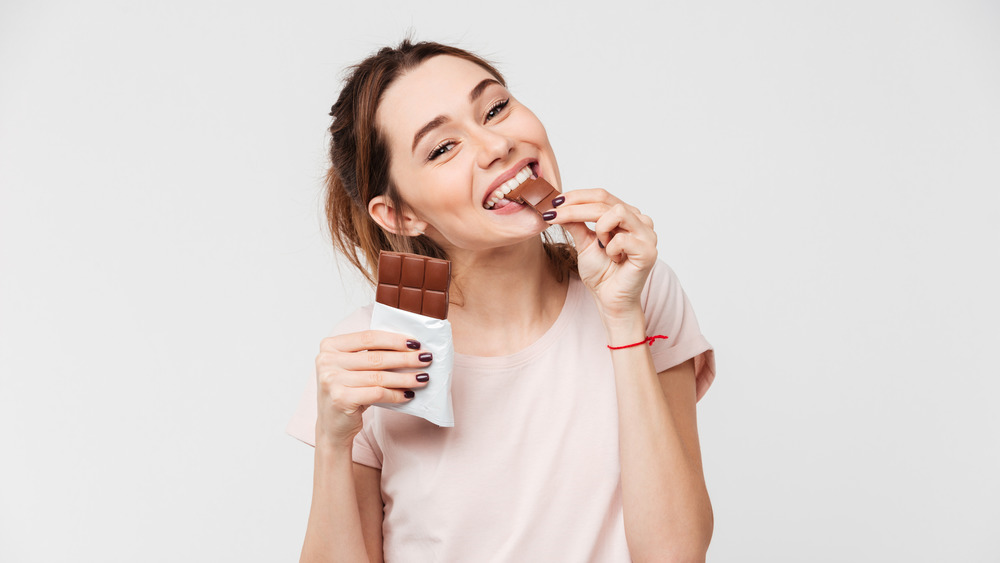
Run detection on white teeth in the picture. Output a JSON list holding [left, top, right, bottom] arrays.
[[484, 164, 535, 209]]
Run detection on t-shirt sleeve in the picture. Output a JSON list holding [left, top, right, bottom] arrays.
[[351, 409, 383, 469], [285, 304, 383, 467], [641, 260, 717, 401]]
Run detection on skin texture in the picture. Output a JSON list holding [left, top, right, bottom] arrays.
[[369, 55, 561, 250], [301, 55, 712, 563]]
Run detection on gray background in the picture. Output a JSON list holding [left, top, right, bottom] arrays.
[[2, 0, 998, 561]]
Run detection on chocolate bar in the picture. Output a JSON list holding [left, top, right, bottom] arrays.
[[505, 177, 560, 216], [375, 251, 451, 320]]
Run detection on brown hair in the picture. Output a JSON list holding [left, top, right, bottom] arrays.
[[325, 38, 577, 285]]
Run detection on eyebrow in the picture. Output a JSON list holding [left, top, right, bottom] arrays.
[[411, 115, 448, 154], [411, 78, 504, 154], [468, 78, 501, 103]]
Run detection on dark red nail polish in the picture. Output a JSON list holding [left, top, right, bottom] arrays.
[[419, 352, 433, 362], [404, 390, 415, 399], [542, 211, 557, 221], [416, 373, 429, 382], [552, 196, 565, 207], [406, 339, 421, 350]]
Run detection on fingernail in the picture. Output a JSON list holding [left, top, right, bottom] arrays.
[[419, 352, 433, 362], [416, 373, 429, 382], [542, 210, 557, 221], [552, 196, 565, 207], [406, 339, 421, 350], [598, 239, 605, 249], [404, 390, 415, 399]]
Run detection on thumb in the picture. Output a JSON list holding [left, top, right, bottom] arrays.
[[560, 221, 598, 252]]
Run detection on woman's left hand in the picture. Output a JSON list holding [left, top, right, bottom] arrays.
[[545, 188, 658, 320]]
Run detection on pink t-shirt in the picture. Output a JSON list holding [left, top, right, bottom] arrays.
[[287, 260, 716, 562]]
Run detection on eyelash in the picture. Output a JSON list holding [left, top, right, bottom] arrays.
[[427, 140, 454, 161], [484, 98, 510, 122], [426, 98, 511, 161]]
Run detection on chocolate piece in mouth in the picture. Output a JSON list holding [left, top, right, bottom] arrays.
[[375, 251, 452, 320], [504, 178, 560, 216]]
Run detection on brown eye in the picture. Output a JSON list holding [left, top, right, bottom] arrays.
[[485, 99, 509, 122], [428, 141, 455, 161]]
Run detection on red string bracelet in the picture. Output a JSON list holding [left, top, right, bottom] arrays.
[[607, 335, 669, 350]]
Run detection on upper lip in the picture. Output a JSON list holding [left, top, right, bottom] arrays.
[[482, 158, 537, 206]]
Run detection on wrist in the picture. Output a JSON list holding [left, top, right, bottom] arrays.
[[314, 421, 360, 453], [608, 335, 669, 350], [314, 437, 355, 463], [600, 308, 647, 346]]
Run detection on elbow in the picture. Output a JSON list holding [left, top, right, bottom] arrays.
[[680, 517, 715, 563], [672, 506, 714, 563], [634, 539, 711, 563], [632, 508, 714, 563], [672, 531, 713, 563], [634, 541, 711, 563]]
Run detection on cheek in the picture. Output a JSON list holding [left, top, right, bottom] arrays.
[[512, 107, 548, 138], [401, 168, 472, 219]]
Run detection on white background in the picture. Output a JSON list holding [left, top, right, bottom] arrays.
[[2, 1, 998, 561]]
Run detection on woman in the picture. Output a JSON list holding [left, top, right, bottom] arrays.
[[287, 39, 717, 562]]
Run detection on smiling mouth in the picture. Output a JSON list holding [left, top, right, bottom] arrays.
[[483, 164, 538, 209]]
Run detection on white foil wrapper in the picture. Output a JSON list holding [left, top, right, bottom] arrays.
[[370, 301, 455, 427]]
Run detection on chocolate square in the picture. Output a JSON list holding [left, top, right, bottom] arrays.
[[379, 253, 402, 284], [504, 177, 560, 216], [375, 284, 398, 307], [398, 287, 423, 315], [400, 256, 425, 287], [375, 251, 452, 320]]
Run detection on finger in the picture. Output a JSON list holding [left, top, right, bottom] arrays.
[[335, 349, 434, 372], [605, 226, 658, 265], [603, 231, 651, 261], [557, 191, 649, 227], [545, 202, 615, 226], [322, 330, 420, 354], [339, 370, 431, 389], [593, 204, 654, 248], [556, 188, 621, 206], [622, 205, 653, 229], [344, 385, 415, 407], [558, 220, 600, 253]]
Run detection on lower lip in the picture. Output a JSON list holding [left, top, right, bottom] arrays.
[[484, 167, 543, 215], [489, 199, 528, 215]]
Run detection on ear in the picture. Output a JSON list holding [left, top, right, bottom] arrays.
[[368, 195, 428, 237]]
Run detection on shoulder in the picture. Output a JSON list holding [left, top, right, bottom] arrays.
[[638, 260, 717, 401], [638, 258, 703, 328], [640, 259, 685, 312]]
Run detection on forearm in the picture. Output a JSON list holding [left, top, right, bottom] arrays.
[[606, 312, 713, 562], [300, 441, 370, 563]]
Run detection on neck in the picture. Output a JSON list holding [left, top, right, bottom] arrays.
[[444, 238, 569, 356]]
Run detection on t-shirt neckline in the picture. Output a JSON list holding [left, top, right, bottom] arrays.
[[452, 274, 584, 370]]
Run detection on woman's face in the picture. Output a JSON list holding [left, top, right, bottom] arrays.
[[375, 55, 561, 253]]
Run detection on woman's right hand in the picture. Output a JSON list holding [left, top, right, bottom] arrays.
[[314, 330, 432, 448]]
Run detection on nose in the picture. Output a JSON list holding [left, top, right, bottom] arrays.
[[473, 125, 515, 170]]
